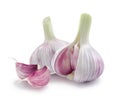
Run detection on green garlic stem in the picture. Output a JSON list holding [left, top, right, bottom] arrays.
[[79, 13, 91, 45], [76, 13, 92, 45], [43, 16, 56, 40]]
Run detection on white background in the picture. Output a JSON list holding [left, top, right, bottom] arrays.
[[0, 0, 120, 101]]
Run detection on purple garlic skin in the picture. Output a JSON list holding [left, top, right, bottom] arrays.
[[16, 62, 37, 79], [27, 66, 50, 88], [30, 17, 68, 73], [52, 13, 104, 82], [16, 62, 50, 87]]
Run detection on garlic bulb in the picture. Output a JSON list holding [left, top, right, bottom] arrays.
[[52, 13, 104, 82], [16, 62, 50, 87], [30, 17, 68, 74]]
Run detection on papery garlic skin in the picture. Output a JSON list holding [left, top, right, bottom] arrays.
[[16, 62, 50, 87], [27, 66, 50, 88], [74, 45, 104, 82], [52, 13, 104, 82], [16, 62, 37, 79], [30, 17, 68, 73]]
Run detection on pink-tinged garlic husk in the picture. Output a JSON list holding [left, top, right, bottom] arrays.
[[16, 62, 50, 87], [16, 62, 37, 79], [30, 17, 68, 74], [27, 66, 50, 88], [52, 13, 104, 82]]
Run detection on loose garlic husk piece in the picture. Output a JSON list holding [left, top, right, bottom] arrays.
[[27, 66, 50, 88], [30, 17, 68, 74], [52, 13, 104, 82], [16, 62, 37, 79], [16, 62, 50, 87]]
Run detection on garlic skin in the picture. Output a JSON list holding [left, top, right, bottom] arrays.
[[30, 17, 68, 74], [16, 62, 50, 87], [27, 66, 50, 88], [16, 62, 37, 79], [52, 13, 104, 82], [74, 44, 104, 82]]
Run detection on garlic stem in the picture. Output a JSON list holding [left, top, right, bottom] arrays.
[[78, 13, 91, 45], [43, 17, 56, 40]]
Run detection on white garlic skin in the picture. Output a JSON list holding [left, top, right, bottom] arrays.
[[30, 39, 68, 74], [74, 44, 104, 82]]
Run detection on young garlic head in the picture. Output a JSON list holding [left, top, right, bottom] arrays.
[[30, 17, 68, 74], [52, 13, 104, 82]]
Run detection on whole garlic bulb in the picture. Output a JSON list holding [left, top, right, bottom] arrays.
[[30, 17, 68, 74], [52, 13, 104, 82]]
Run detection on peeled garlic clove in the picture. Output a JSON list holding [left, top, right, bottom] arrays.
[[30, 17, 68, 73], [52, 13, 104, 82], [27, 66, 50, 88], [16, 62, 37, 79]]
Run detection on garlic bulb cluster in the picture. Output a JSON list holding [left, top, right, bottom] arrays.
[[15, 14, 104, 88], [30, 17, 68, 74], [16, 62, 50, 88], [52, 13, 104, 82]]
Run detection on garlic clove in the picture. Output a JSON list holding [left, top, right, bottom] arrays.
[[16, 62, 37, 79], [52, 43, 79, 77], [30, 17, 68, 74], [53, 46, 74, 75], [27, 66, 50, 88]]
